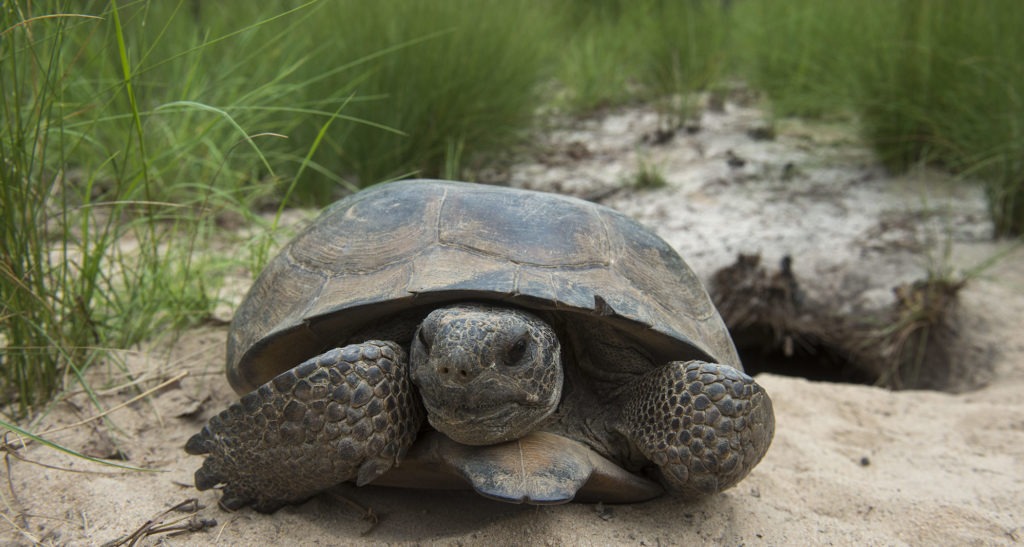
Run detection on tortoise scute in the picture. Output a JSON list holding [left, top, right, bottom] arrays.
[[438, 188, 611, 267]]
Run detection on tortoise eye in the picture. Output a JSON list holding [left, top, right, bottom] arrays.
[[506, 337, 528, 365]]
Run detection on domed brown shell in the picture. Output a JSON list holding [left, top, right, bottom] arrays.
[[227, 180, 739, 394]]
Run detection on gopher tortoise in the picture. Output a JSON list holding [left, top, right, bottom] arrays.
[[186, 180, 774, 512]]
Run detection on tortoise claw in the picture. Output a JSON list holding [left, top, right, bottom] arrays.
[[193, 465, 223, 491], [184, 426, 212, 456]]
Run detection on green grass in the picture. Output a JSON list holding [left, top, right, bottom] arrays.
[[626, 155, 668, 190], [553, 0, 729, 117], [290, 0, 557, 196], [731, 1, 865, 118], [732, 0, 1024, 235], [74, 0, 559, 202], [0, 0, 348, 416]]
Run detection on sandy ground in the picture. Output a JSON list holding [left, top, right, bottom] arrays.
[[3, 98, 1023, 546]]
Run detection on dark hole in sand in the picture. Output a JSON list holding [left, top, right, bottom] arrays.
[[710, 253, 966, 391], [729, 324, 876, 385]]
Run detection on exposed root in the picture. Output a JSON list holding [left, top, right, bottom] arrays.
[[710, 253, 966, 391], [867, 276, 964, 390], [710, 253, 808, 351]]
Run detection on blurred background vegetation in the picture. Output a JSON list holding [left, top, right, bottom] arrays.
[[2, 0, 1022, 415]]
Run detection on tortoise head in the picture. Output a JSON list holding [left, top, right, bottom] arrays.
[[410, 303, 562, 446]]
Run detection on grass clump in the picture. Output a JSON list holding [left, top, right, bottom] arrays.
[[0, 1, 344, 416], [731, 0, 866, 118], [732, 0, 1024, 235], [59, 1, 363, 205], [290, 0, 556, 197], [554, 3, 645, 111], [626, 156, 668, 190], [638, 0, 729, 118], [554, 0, 730, 116]]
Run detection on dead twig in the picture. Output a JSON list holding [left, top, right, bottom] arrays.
[[328, 491, 380, 535], [102, 498, 216, 547]]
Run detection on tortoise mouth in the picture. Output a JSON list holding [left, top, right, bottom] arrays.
[[422, 398, 551, 446]]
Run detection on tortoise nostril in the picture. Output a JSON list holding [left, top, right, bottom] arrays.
[[436, 363, 474, 383]]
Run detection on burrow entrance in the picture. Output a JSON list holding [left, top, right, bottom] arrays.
[[708, 254, 967, 391]]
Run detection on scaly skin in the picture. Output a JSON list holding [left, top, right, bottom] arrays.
[[185, 341, 423, 513], [617, 361, 774, 496]]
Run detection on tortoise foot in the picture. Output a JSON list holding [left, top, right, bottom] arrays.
[[185, 341, 424, 512], [620, 361, 774, 497]]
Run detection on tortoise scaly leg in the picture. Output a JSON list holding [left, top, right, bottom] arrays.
[[617, 361, 774, 497], [185, 341, 423, 513]]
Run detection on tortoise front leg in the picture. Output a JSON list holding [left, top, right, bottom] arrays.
[[185, 341, 424, 513], [617, 361, 774, 497]]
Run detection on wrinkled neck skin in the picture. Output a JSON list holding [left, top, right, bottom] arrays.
[[409, 303, 563, 446]]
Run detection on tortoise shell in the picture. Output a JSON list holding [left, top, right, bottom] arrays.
[[227, 179, 739, 394]]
